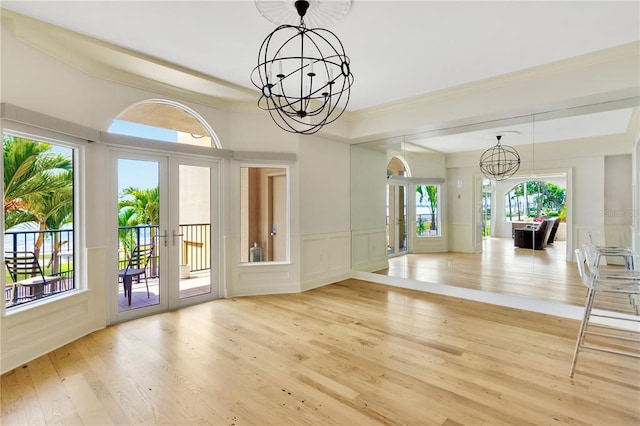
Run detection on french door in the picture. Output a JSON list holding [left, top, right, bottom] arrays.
[[387, 182, 408, 257], [110, 150, 219, 322]]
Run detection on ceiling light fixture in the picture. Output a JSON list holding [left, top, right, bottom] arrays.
[[479, 134, 521, 181], [251, 0, 354, 135]]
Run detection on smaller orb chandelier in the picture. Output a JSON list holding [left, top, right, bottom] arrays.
[[479, 135, 521, 181], [251, 0, 354, 135]]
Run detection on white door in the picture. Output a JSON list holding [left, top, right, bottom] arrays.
[[269, 173, 286, 261], [387, 182, 408, 257], [472, 175, 484, 253], [110, 150, 219, 322], [169, 157, 219, 309]]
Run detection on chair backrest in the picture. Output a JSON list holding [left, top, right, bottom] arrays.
[[547, 218, 560, 244], [529, 220, 549, 249], [581, 243, 596, 268], [125, 244, 154, 272], [540, 219, 554, 248], [574, 248, 590, 287], [4, 251, 46, 282]]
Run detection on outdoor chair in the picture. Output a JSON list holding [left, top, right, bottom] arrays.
[[546, 218, 560, 244], [4, 251, 64, 304], [119, 244, 154, 306], [570, 248, 640, 377], [513, 219, 554, 250]]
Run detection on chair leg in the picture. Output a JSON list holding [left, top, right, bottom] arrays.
[[570, 288, 597, 377], [629, 294, 639, 315], [144, 274, 149, 298]]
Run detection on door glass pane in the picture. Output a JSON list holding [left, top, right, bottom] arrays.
[[386, 184, 394, 255], [398, 185, 407, 253], [178, 164, 211, 298], [117, 159, 160, 312]]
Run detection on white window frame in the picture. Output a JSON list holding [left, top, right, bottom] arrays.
[[1, 123, 85, 315], [415, 183, 442, 238], [239, 163, 291, 265]]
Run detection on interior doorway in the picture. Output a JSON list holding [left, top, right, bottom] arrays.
[[386, 156, 410, 257], [386, 183, 408, 256], [268, 173, 287, 261]]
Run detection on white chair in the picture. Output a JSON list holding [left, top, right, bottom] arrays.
[[570, 248, 640, 377], [582, 243, 638, 314]]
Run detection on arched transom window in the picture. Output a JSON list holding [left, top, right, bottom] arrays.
[[108, 99, 221, 148]]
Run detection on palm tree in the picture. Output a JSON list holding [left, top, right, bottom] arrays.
[[117, 207, 137, 262], [118, 186, 160, 275], [41, 173, 73, 274], [7, 172, 74, 273], [416, 185, 438, 232], [3, 136, 72, 223], [118, 186, 159, 226], [4, 137, 74, 278]]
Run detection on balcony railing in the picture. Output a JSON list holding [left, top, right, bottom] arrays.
[[4, 228, 75, 306], [5, 223, 211, 308], [117, 224, 210, 273]]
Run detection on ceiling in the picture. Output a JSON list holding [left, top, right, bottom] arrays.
[[1, 1, 639, 150]]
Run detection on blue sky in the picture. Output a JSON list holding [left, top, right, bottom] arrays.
[[109, 120, 175, 193], [109, 120, 177, 143], [118, 159, 158, 194]]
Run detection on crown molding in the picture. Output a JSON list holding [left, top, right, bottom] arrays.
[[1, 9, 258, 112], [346, 41, 640, 122], [2, 7, 637, 139]]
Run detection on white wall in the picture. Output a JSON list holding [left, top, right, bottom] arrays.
[[445, 134, 635, 258], [350, 145, 387, 271], [604, 155, 633, 256], [1, 13, 638, 374], [0, 22, 350, 373]]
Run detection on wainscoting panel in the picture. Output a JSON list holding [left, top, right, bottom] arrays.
[[301, 232, 350, 291], [2, 247, 107, 374], [605, 224, 633, 265], [224, 235, 301, 297], [351, 229, 388, 272]]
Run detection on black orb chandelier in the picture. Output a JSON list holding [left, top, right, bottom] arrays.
[[479, 135, 521, 181], [251, 0, 354, 135]]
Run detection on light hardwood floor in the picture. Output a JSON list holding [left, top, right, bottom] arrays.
[[377, 238, 636, 314], [2, 279, 639, 425]]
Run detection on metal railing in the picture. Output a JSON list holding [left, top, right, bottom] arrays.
[[179, 223, 211, 272], [4, 228, 75, 306], [117, 224, 210, 273], [4, 223, 211, 308]]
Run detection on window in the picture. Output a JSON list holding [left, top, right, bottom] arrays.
[[108, 99, 221, 148], [240, 166, 288, 263], [504, 180, 566, 222], [3, 134, 76, 309], [416, 184, 440, 237]]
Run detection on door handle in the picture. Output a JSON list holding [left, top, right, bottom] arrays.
[[157, 230, 168, 247], [172, 230, 184, 246]]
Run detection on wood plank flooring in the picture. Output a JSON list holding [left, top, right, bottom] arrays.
[[2, 279, 639, 425], [377, 238, 636, 314]]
